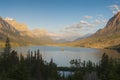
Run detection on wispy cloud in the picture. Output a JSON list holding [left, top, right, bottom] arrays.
[[94, 19, 107, 25], [54, 3, 118, 40], [56, 4, 120, 40], [4, 17, 14, 21], [50, 14, 108, 41], [80, 20, 95, 27], [109, 4, 120, 14], [63, 20, 95, 32], [84, 15, 93, 19], [61, 15, 107, 36]]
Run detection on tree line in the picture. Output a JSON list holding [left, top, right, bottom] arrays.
[[0, 37, 120, 80], [63, 53, 120, 80]]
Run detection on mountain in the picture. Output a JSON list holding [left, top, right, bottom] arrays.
[[74, 33, 92, 41], [0, 17, 25, 47], [68, 12, 120, 48], [94, 12, 120, 36], [0, 17, 20, 35], [31, 29, 54, 43], [5, 18, 34, 37], [0, 17, 21, 39], [56, 39, 72, 43], [32, 28, 48, 37], [0, 17, 54, 47]]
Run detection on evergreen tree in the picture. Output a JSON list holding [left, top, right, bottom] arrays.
[[0, 37, 11, 72], [4, 37, 11, 56], [100, 53, 109, 80], [0, 37, 120, 80]]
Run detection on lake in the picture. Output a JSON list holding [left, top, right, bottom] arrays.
[[12, 46, 120, 67]]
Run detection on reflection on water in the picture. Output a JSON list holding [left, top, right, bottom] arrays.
[[12, 46, 120, 67], [59, 71, 74, 77]]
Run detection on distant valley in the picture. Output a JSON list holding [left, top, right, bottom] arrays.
[[1, 12, 120, 49]]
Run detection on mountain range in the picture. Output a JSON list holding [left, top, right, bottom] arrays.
[[94, 12, 120, 36], [66, 12, 120, 49], [1, 12, 120, 48], [0, 17, 54, 47]]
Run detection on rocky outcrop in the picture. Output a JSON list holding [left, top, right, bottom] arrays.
[[94, 12, 120, 36], [0, 17, 20, 35], [0, 17, 21, 41], [5, 18, 34, 37]]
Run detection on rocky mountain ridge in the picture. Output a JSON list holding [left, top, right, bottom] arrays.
[[0, 17, 54, 47], [68, 12, 120, 48], [94, 12, 120, 36]]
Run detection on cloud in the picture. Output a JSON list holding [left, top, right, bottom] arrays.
[[80, 20, 88, 24], [4, 17, 14, 21], [61, 15, 107, 35], [95, 19, 101, 24], [94, 19, 107, 25], [84, 15, 93, 19], [63, 20, 95, 32], [109, 4, 120, 14], [94, 14, 108, 26], [80, 20, 95, 27]]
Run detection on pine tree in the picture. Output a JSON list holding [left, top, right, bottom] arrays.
[[3, 37, 11, 58], [0, 37, 11, 72]]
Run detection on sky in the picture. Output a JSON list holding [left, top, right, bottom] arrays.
[[0, 0, 120, 40]]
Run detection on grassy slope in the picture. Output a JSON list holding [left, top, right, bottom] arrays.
[[58, 33, 120, 49]]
